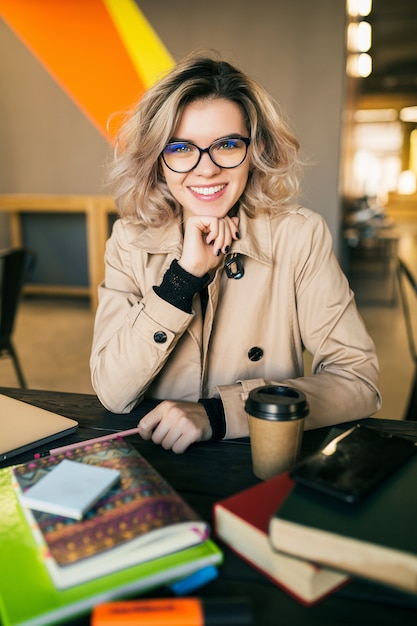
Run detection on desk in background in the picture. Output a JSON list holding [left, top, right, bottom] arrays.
[[344, 219, 400, 307], [1, 387, 417, 626]]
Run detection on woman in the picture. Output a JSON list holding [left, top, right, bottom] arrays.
[[90, 52, 380, 453]]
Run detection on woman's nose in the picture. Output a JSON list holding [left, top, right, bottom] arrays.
[[194, 151, 221, 176]]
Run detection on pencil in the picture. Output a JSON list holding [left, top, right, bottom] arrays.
[[34, 427, 139, 458]]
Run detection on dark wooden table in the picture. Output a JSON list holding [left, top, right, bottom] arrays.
[[1, 387, 417, 626]]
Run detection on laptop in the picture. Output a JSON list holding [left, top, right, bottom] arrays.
[[0, 394, 78, 461]]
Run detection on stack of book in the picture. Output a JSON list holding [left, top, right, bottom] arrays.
[[214, 429, 417, 606], [214, 472, 348, 606], [268, 454, 417, 595], [0, 438, 222, 626]]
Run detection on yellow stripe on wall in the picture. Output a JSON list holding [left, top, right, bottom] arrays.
[[103, 0, 174, 89]]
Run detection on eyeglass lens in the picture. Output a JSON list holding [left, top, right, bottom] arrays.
[[162, 137, 250, 173]]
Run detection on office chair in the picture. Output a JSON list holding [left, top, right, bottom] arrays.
[[0, 247, 36, 388], [396, 257, 417, 421]]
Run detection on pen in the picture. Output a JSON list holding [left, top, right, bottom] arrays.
[[34, 427, 139, 458], [91, 597, 254, 626]]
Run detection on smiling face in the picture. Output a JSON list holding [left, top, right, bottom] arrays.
[[161, 98, 251, 221]]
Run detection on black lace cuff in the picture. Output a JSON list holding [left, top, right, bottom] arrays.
[[198, 397, 226, 441], [154, 259, 209, 313]]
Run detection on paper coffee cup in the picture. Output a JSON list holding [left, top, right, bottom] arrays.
[[245, 385, 308, 480]]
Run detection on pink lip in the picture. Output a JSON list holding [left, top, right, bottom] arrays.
[[188, 184, 227, 201]]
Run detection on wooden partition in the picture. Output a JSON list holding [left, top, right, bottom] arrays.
[[0, 194, 117, 310]]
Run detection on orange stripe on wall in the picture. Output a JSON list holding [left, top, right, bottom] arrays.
[[0, 0, 145, 140]]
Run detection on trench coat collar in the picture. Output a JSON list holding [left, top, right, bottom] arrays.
[[231, 210, 274, 265], [131, 210, 275, 265]]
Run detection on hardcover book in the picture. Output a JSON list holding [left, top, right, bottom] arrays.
[[11, 438, 210, 589], [213, 472, 348, 605], [269, 453, 417, 594], [0, 466, 222, 626]]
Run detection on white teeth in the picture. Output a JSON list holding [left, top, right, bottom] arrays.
[[190, 184, 226, 196]]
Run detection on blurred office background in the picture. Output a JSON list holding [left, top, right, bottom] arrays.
[[0, 0, 416, 420]]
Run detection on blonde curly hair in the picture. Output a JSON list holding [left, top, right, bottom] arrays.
[[108, 51, 302, 226]]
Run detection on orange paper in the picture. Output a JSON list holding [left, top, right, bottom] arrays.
[[92, 598, 204, 626]]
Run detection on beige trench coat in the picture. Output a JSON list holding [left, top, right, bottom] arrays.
[[90, 206, 381, 438]]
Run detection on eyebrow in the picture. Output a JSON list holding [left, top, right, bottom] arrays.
[[167, 133, 246, 145]]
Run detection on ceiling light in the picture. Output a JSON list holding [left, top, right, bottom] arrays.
[[399, 106, 417, 123], [347, 0, 372, 17], [397, 170, 416, 195], [347, 53, 372, 78], [354, 109, 398, 123], [348, 21, 372, 52]]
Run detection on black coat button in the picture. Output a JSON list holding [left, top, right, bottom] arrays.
[[153, 331, 167, 344], [248, 346, 263, 361]]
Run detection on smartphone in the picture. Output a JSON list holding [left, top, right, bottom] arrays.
[[290, 424, 417, 503]]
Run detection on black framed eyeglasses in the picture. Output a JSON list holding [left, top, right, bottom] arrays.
[[161, 136, 251, 173]]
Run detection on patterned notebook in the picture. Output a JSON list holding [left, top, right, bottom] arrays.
[[12, 438, 209, 588]]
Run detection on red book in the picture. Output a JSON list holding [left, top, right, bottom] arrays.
[[213, 473, 348, 606]]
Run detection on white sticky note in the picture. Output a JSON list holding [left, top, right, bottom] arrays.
[[19, 459, 121, 519]]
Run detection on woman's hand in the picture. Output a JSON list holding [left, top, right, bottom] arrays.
[[137, 400, 212, 453], [179, 215, 240, 277]]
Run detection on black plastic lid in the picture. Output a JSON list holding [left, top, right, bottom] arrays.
[[245, 385, 309, 421]]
